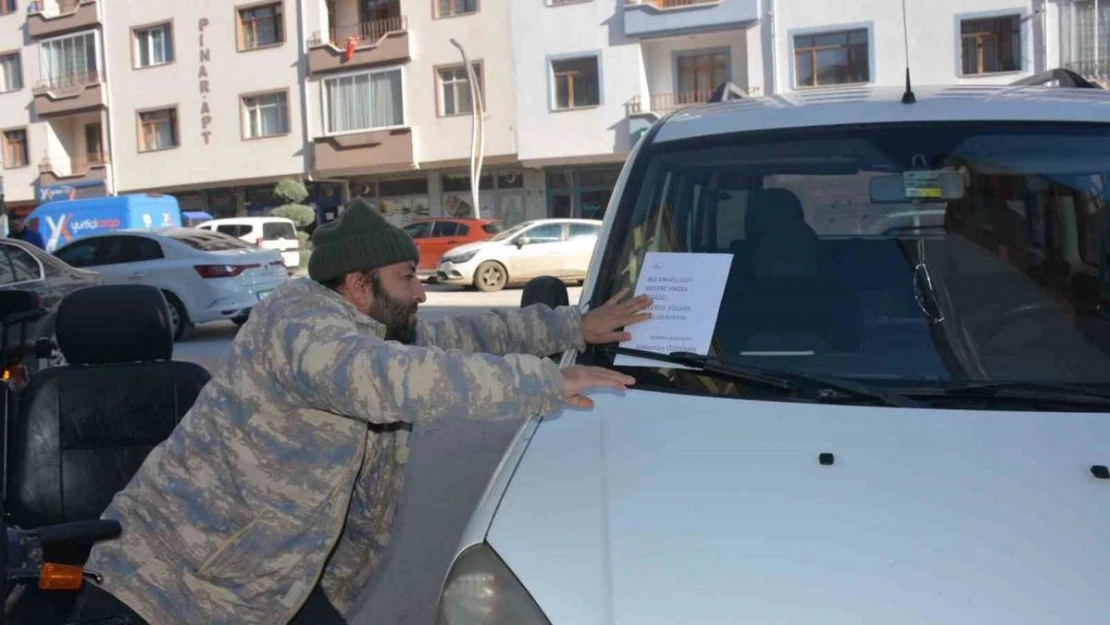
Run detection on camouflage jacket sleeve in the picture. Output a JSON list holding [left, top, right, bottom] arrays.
[[415, 303, 585, 358], [272, 310, 566, 424]]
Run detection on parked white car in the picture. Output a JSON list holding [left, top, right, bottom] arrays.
[[196, 216, 302, 271], [53, 228, 288, 340], [435, 79, 1110, 625], [435, 218, 603, 291]]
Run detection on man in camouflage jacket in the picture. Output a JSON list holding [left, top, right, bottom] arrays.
[[75, 199, 650, 625]]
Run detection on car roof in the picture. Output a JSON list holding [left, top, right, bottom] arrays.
[[200, 216, 294, 224], [651, 84, 1110, 144], [407, 217, 500, 224], [523, 218, 602, 224], [61, 227, 221, 242]]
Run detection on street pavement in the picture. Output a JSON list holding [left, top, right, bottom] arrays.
[[174, 282, 582, 625]]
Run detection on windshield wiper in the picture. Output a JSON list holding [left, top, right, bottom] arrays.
[[910, 381, 1110, 407], [601, 346, 919, 408]]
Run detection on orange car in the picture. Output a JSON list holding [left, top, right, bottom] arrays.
[[401, 217, 502, 279]]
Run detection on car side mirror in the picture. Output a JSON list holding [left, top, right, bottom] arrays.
[[521, 276, 569, 309], [514, 237, 529, 249]]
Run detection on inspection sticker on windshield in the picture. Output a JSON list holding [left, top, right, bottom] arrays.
[[903, 171, 944, 199], [614, 252, 733, 368]]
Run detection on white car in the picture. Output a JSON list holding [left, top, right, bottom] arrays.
[[196, 216, 302, 271], [53, 228, 289, 340], [435, 79, 1110, 624], [436, 218, 603, 292]]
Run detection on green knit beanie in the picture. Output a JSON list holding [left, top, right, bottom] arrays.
[[308, 198, 419, 283]]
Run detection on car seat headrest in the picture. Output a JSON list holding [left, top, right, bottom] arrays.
[[56, 285, 174, 365], [745, 188, 807, 239]]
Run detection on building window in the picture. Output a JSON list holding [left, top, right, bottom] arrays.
[[438, 63, 482, 116], [238, 2, 284, 51], [437, 0, 478, 18], [1068, 1, 1110, 72], [551, 55, 600, 110], [2, 129, 27, 169], [138, 108, 178, 152], [324, 68, 403, 134], [242, 91, 289, 139], [793, 28, 869, 88], [675, 49, 728, 102], [960, 15, 1021, 75], [134, 23, 174, 68], [40, 31, 99, 89], [0, 53, 21, 92]]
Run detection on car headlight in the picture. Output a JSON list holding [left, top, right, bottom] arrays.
[[435, 544, 551, 625], [445, 251, 478, 264]]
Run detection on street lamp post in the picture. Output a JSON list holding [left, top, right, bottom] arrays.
[[450, 38, 485, 219]]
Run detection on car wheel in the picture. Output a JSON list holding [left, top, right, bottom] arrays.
[[162, 291, 193, 342], [231, 314, 250, 327], [474, 261, 508, 292]]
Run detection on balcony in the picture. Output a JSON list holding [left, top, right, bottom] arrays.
[[38, 153, 109, 188], [622, 0, 758, 39], [33, 71, 105, 117], [27, 0, 100, 39], [626, 87, 758, 115], [625, 87, 758, 142], [307, 16, 409, 75], [313, 128, 414, 176]]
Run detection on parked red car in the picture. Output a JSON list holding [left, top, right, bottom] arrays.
[[402, 217, 502, 279]]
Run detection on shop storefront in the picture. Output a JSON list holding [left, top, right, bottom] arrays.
[[172, 181, 331, 221], [350, 175, 431, 227], [441, 170, 527, 226], [545, 165, 622, 221], [346, 168, 532, 228]]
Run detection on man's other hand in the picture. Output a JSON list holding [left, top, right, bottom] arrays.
[[561, 365, 636, 409], [580, 288, 652, 345]]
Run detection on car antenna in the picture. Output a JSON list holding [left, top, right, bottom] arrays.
[[900, 0, 916, 104]]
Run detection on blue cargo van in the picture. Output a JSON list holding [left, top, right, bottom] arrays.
[[25, 194, 182, 252]]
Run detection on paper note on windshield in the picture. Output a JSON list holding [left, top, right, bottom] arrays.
[[613, 252, 733, 368]]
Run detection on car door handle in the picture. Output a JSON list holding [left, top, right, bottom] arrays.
[[130, 272, 146, 279]]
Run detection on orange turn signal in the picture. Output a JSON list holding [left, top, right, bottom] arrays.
[[38, 563, 84, 591], [2, 366, 26, 384]]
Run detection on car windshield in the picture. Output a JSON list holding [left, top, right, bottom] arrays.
[[489, 222, 529, 241], [169, 231, 255, 251], [585, 121, 1110, 394]]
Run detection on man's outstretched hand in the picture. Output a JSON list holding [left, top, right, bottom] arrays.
[[561, 365, 636, 409], [580, 288, 652, 345]]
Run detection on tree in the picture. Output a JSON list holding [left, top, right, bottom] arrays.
[[270, 204, 316, 229], [273, 178, 309, 205], [269, 178, 316, 270]]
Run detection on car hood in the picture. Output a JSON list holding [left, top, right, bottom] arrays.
[[442, 241, 492, 259], [487, 389, 1109, 625]]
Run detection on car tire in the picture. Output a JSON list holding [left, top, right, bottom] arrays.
[[162, 291, 193, 342], [474, 261, 508, 292], [231, 314, 250, 327]]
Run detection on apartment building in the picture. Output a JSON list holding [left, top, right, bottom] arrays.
[[0, 0, 109, 211], [303, 0, 533, 226], [104, 0, 312, 216], [0, 0, 1088, 226]]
